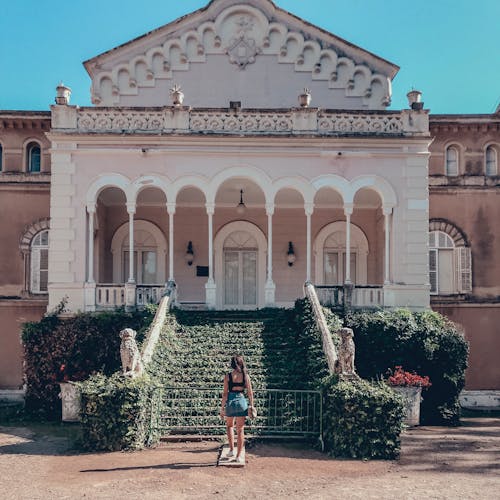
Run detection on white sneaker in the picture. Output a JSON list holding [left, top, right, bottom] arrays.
[[235, 456, 243, 464], [226, 450, 235, 458]]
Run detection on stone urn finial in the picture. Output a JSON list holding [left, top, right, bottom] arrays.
[[55, 82, 71, 105], [170, 84, 184, 107], [298, 88, 312, 108]]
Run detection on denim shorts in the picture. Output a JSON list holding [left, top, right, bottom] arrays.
[[225, 392, 248, 417]]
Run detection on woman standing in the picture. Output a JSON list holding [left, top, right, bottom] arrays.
[[220, 355, 254, 463]]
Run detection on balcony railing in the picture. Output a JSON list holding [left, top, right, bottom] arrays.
[[96, 284, 126, 309], [95, 284, 165, 310], [62, 107, 428, 137], [315, 285, 384, 309]]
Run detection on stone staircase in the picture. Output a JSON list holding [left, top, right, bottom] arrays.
[[152, 309, 318, 390], [148, 308, 327, 437]]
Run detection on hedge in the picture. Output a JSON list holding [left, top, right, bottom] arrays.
[[78, 373, 158, 451], [345, 309, 469, 425], [293, 298, 342, 387], [322, 376, 404, 459], [22, 304, 156, 419]]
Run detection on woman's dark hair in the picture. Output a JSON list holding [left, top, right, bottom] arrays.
[[231, 355, 247, 375]]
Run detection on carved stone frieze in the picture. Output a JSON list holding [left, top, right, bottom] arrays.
[[317, 112, 403, 134], [72, 108, 410, 135], [190, 111, 292, 132]]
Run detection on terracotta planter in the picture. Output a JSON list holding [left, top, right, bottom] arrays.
[[392, 386, 422, 426], [59, 382, 81, 422]]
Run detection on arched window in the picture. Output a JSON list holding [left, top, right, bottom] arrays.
[[0, 143, 3, 172], [26, 142, 41, 172], [485, 146, 498, 176], [30, 230, 49, 293], [445, 146, 459, 176], [429, 227, 471, 295]]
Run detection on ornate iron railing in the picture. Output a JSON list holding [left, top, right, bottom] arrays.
[[150, 386, 322, 442]]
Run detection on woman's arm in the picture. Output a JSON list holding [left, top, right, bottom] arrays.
[[220, 374, 228, 418], [246, 374, 254, 407]]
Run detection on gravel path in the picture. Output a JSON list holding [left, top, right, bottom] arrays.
[[1, 418, 499, 499]]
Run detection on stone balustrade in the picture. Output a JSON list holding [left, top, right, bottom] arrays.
[[52, 105, 428, 136]]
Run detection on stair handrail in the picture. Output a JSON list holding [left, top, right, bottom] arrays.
[[304, 281, 338, 374], [141, 281, 177, 366]]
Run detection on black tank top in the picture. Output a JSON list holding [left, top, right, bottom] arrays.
[[228, 371, 245, 393]]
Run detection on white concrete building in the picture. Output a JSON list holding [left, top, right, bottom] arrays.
[[47, 0, 431, 313]]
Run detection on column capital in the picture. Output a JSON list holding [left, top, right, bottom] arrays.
[[265, 203, 275, 216], [383, 205, 394, 216], [205, 202, 215, 215], [126, 202, 136, 215], [304, 203, 314, 216], [86, 203, 96, 214], [166, 202, 176, 215], [344, 203, 354, 216]]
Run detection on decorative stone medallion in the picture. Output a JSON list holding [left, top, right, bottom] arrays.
[[226, 16, 261, 69]]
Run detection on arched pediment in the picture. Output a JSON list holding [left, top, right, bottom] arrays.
[[85, 0, 397, 110]]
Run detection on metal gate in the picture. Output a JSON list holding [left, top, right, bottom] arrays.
[[150, 386, 322, 443]]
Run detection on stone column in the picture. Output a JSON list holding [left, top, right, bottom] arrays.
[[265, 203, 276, 305], [167, 202, 176, 284], [84, 204, 96, 312], [205, 203, 216, 308], [383, 207, 393, 285], [305, 203, 314, 282], [344, 204, 353, 284], [87, 204, 96, 283], [125, 202, 136, 308]]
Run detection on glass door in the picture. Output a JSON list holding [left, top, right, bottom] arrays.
[[224, 250, 257, 306], [324, 251, 356, 284]]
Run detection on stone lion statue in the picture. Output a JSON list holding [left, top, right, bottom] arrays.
[[119, 328, 143, 377], [334, 327, 356, 376]]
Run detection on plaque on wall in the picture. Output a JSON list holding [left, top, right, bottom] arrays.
[[196, 266, 209, 277]]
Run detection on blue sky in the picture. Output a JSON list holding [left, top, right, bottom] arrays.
[[1, 0, 498, 113]]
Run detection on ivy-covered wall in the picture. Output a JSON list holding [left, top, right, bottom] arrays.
[[22, 304, 155, 419], [344, 309, 469, 425]]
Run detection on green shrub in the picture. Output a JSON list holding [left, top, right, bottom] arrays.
[[79, 373, 158, 451], [22, 306, 156, 419], [344, 309, 468, 425], [293, 298, 342, 387], [322, 376, 404, 459]]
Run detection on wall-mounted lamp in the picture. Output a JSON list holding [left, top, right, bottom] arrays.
[[185, 241, 194, 266], [287, 241, 296, 266], [236, 189, 246, 215]]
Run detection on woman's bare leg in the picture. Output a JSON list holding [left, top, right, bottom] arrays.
[[226, 417, 235, 451], [235, 416, 245, 457]]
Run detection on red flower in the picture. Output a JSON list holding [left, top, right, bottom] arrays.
[[386, 366, 431, 388]]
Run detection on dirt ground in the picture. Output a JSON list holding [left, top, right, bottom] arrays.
[[1, 418, 499, 500]]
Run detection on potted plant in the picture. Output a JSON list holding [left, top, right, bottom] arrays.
[[386, 366, 431, 426], [58, 363, 87, 422]]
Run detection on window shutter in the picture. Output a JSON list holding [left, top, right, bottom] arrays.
[[40, 249, 49, 292], [456, 247, 472, 293], [31, 248, 40, 293], [429, 249, 438, 294]]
